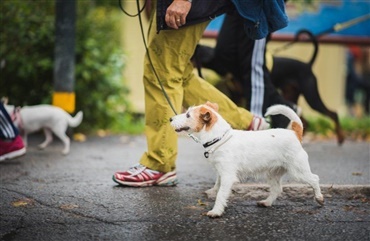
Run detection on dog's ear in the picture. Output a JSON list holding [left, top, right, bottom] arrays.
[[201, 112, 211, 123], [200, 107, 212, 123], [205, 101, 219, 112]]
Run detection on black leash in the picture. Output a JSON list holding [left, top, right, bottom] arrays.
[[272, 13, 370, 54], [118, 0, 178, 115]]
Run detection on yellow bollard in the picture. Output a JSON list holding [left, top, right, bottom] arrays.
[[52, 92, 75, 114]]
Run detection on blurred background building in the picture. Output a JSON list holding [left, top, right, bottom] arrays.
[[122, 0, 370, 118]]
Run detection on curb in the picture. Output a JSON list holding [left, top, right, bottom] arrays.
[[206, 184, 370, 200]]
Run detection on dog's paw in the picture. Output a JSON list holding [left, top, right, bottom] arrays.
[[38, 144, 46, 150], [206, 210, 222, 218], [315, 195, 324, 206], [257, 200, 272, 207], [61, 148, 70, 155]]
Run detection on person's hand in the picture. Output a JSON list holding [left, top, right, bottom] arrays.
[[165, 0, 192, 29]]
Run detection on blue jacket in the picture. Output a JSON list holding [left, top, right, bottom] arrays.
[[231, 0, 288, 39]]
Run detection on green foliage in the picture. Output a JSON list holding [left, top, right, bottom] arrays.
[[305, 116, 335, 136], [0, 0, 142, 134], [305, 116, 370, 140], [0, 0, 55, 105], [74, 4, 131, 132], [289, 0, 315, 3], [286, 0, 321, 13], [340, 116, 370, 133]]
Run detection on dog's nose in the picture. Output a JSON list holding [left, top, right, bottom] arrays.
[[169, 117, 173, 122]]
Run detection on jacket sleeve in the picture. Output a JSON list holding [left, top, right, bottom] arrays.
[[231, 0, 288, 39]]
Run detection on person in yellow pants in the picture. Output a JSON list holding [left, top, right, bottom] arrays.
[[113, 0, 269, 187]]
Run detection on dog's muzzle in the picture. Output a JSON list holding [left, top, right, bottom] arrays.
[[174, 127, 190, 132], [169, 117, 190, 132]]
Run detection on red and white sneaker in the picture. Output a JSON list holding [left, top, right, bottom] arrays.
[[112, 164, 178, 187], [0, 136, 26, 161], [247, 116, 270, 131]]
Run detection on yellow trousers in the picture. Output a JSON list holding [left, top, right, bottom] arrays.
[[139, 8, 253, 173]]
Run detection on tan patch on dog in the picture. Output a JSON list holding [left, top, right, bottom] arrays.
[[205, 101, 219, 112], [193, 107, 205, 132], [195, 105, 218, 132], [292, 121, 303, 142]]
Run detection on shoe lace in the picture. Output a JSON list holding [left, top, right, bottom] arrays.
[[128, 164, 160, 176]]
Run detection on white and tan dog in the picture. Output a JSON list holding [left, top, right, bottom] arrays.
[[170, 102, 324, 218], [5, 104, 83, 155]]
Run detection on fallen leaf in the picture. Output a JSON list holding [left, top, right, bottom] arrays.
[[11, 198, 35, 207], [197, 199, 207, 206], [73, 133, 86, 142], [97, 129, 107, 137], [343, 205, 355, 211]]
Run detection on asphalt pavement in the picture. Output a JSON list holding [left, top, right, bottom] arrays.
[[0, 134, 369, 241]]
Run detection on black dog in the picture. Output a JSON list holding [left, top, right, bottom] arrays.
[[269, 32, 344, 144], [193, 31, 345, 145]]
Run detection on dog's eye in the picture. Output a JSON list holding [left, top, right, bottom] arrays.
[[186, 112, 190, 118]]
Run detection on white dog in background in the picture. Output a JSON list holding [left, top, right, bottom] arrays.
[[170, 102, 324, 218], [5, 103, 83, 155]]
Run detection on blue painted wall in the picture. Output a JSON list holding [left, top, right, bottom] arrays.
[[206, 0, 370, 37]]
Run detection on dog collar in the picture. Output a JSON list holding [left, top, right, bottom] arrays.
[[203, 129, 231, 148], [203, 138, 221, 148], [11, 107, 24, 131], [188, 133, 200, 143], [203, 129, 232, 158]]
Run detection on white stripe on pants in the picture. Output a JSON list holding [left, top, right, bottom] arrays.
[[250, 38, 266, 117], [0, 111, 16, 139]]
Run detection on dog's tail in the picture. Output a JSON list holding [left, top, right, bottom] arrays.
[[295, 30, 318, 66], [68, 111, 83, 127], [265, 105, 303, 142]]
